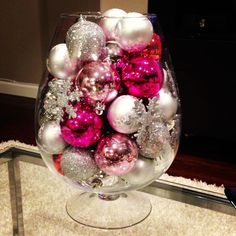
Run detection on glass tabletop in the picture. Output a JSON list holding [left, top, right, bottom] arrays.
[[0, 144, 235, 236]]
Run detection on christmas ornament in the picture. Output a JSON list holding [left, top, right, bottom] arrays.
[[136, 119, 170, 159], [43, 78, 83, 122], [106, 41, 124, 59], [99, 8, 127, 40], [107, 95, 145, 134], [61, 147, 98, 182], [61, 104, 103, 148], [142, 33, 162, 60], [46, 43, 76, 79], [66, 18, 105, 62], [115, 12, 153, 52], [122, 156, 156, 185], [95, 133, 138, 176], [158, 89, 178, 121], [76, 61, 120, 105], [53, 154, 63, 174], [38, 121, 66, 154], [122, 57, 164, 98]]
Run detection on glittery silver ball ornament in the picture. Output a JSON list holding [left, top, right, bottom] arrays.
[[115, 12, 153, 52], [61, 147, 98, 182], [46, 43, 76, 79], [99, 8, 127, 40], [137, 121, 170, 159], [158, 89, 178, 121], [107, 95, 145, 134], [66, 18, 106, 62], [106, 41, 124, 59], [122, 156, 156, 185], [38, 121, 67, 154]]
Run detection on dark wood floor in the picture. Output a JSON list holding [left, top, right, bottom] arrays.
[[1, 93, 236, 187]]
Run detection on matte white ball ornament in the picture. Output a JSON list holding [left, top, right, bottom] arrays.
[[115, 12, 153, 52], [107, 95, 145, 134], [99, 8, 127, 40], [46, 43, 75, 79], [38, 121, 67, 154]]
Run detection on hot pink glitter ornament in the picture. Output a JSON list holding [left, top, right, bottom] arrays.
[[76, 61, 120, 105], [142, 33, 162, 60], [122, 57, 164, 98], [95, 133, 138, 176], [61, 104, 103, 148]]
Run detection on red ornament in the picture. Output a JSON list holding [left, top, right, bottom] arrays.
[[53, 154, 64, 175], [142, 33, 162, 60]]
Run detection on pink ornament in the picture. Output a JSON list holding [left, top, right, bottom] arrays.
[[122, 57, 164, 98], [142, 33, 162, 60], [95, 133, 138, 176], [61, 104, 103, 148], [76, 61, 120, 105]]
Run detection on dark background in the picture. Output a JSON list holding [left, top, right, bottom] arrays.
[[148, 0, 236, 158]]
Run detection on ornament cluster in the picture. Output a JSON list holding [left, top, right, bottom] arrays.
[[38, 8, 180, 190]]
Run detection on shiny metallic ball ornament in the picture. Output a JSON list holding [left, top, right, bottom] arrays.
[[46, 43, 75, 79], [99, 8, 127, 40], [95, 133, 138, 176], [38, 121, 67, 154], [61, 147, 98, 182], [107, 95, 145, 134], [115, 12, 153, 52], [122, 156, 156, 185], [106, 41, 124, 59], [66, 18, 106, 62], [158, 89, 178, 121]]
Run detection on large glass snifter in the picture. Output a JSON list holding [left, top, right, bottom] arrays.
[[35, 9, 181, 229]]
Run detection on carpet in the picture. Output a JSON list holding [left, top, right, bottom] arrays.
[[0, 140, 236, 236]]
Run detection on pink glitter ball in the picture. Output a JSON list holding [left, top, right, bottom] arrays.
[[61, 104, 103, 148], [95, 133, 138, 176], [122, 57, 163, 98]]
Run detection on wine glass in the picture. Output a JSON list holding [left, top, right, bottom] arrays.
[[35, 10, 181, 229]]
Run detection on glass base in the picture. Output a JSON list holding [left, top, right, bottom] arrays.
[[66, 191, 152, 229]]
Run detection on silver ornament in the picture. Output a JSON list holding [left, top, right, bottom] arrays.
[[122, 156, 156, 185], [61, 147, 98, 182], [115, 12, 153, 52], [158, 89, 178, 121], [107, 95, 145, 134], [99, 8, 127, 40], [106, 41, 124, 59], [66, 18, 105, 62], [46, 43, 75, 79], [137, 119, 171, 159], [38, 121, 67, 154]]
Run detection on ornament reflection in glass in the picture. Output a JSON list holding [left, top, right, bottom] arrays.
[[35, 9, 181, 229]]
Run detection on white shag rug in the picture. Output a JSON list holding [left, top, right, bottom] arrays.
[[0, 140, 236, 236]]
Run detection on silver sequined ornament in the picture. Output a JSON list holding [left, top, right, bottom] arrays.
[[38, 121, 67, 154], [66, 18, 105, 62], [46, 43, 76, 79], [107, 95, 145, 134], [61, 147, 98, 182], [99, 8, 127, 40], [115, 12, 153, 52]]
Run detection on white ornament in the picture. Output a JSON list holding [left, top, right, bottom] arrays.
[[158, 89, 178, 121], [66, 19, 105, 61], [99, 8, 127, 40], [122, 156, 156, 185], [38, 121, 66, 154], [107, 95, 145, 134], [46, 43, 75, 79], [115, 12, 153, 52]]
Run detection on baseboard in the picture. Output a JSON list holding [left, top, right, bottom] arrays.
[[0, 79, 39, 98]]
